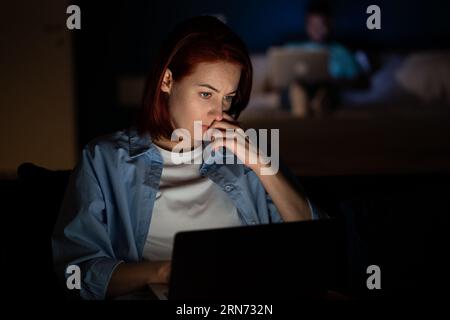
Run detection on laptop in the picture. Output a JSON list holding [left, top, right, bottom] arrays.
[[267, 46, 331, 89], [149, 218, 343, 300]]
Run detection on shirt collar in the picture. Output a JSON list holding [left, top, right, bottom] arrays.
[[126, 126, 239, 178], [127, 126, 153, 158], [126, 126, 211, 159]]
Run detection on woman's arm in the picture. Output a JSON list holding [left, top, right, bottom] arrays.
[[53, 145, 172, 299], [255, 167, 312, 222], [208, 113, 314, 222], [106, 260, 171, 299]]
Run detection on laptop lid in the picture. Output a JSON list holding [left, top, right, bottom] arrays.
[[168, 219, 341, 300], [267, 46, 331, 89]]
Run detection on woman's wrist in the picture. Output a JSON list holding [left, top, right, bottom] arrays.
[[147, 260, 171, 284]]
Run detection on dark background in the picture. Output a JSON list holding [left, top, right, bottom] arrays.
[[2, 0, 450, 301], [73, 0, 450, 149]]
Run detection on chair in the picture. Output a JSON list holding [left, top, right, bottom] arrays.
[[16, 162, 72, 299]]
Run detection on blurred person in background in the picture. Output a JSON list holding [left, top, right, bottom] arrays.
[[285, 1, 367, 117]]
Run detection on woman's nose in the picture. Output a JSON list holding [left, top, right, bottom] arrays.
[[215, 112, 223, 121], [211, 103, 223, 121]]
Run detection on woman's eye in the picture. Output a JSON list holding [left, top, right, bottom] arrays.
[[199, 92, 212, 99]]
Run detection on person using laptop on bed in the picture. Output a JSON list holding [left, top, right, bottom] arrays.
[[52, 16, 325, 300], [285, 1, 365, 117]]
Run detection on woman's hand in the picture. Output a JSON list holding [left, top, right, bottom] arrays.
[[208, 114, 312, 222], [107, 260, 172, 298], [208, 113, 269, 173], [149, 260, 171, 284]]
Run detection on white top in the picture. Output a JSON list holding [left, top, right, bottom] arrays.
[[142, 143, 242, 261]]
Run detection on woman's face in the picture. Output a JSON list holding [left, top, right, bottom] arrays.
[[161, 61, 242, 148]]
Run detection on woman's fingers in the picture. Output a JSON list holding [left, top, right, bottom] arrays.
[[210, 113, 240, 129], [210, 133, 252, 155], [159, 261, 171, 283], [222, 112, 238, 123], [210, 120, 239, 131]]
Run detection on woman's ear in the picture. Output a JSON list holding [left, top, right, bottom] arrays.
[[161, 68, 173, 94]]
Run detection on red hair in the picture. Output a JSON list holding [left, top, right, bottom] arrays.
[[137, 16, 253, 141]]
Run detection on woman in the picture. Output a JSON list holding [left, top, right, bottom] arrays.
[[52, 16, 323, 300]]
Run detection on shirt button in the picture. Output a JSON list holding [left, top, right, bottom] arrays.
[[251, 220, 256, 225], [224, 185, 234, 192], [155, 191, 162, 199]]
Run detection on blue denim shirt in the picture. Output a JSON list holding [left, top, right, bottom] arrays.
[[52, 126, 322, 299]]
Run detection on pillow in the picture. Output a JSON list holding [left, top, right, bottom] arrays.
[[395, 51, 450, 105]]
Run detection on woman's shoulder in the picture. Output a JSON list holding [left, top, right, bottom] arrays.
[[83, 126, 150, 159]]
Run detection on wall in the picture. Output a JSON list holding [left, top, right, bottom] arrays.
[[0, 1, 77, 177]]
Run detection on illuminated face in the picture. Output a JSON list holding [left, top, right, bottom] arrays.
[[160, 61, 242, 148]]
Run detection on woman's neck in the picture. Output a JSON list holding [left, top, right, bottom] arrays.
[[153, 137, 201, 152]]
